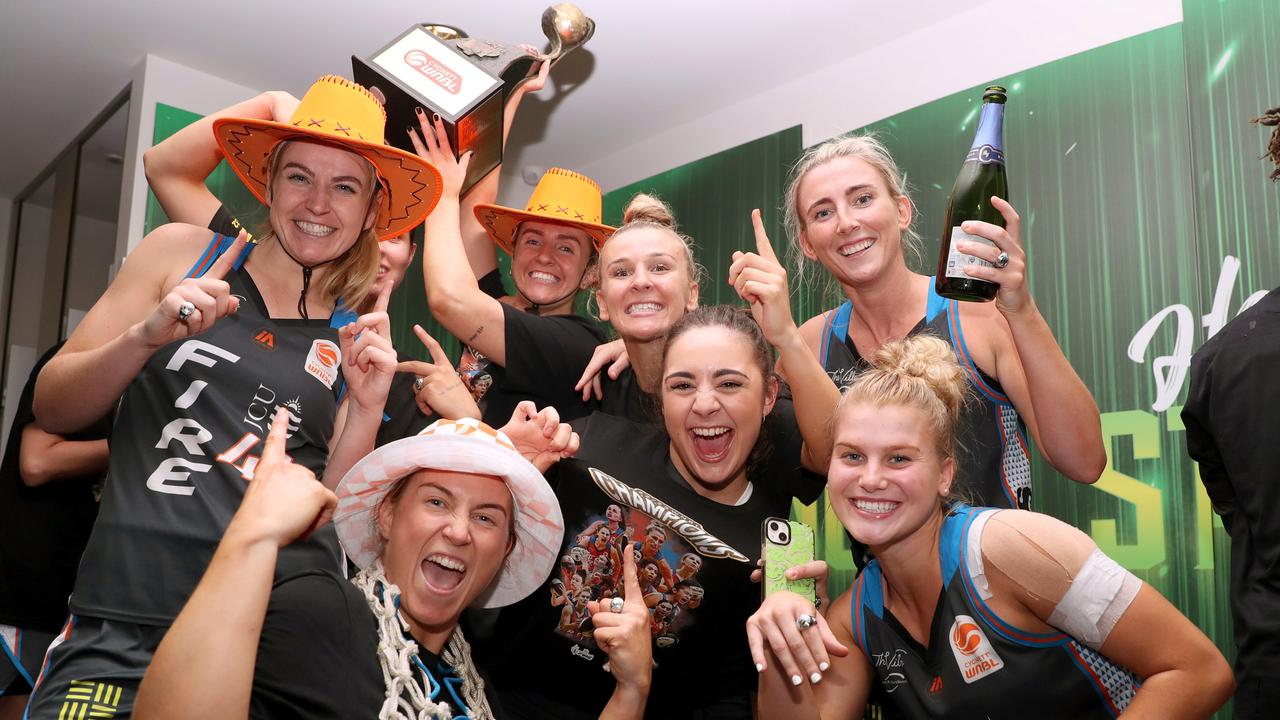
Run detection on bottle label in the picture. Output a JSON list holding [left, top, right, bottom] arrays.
[[944, 226, 997, 280], [964, 144, 1005, 165]]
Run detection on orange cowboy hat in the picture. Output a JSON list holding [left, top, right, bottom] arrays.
[[213, 75, 442, 240], [473, 167, 616, 254]]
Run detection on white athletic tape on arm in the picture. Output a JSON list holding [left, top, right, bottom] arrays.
[[1047, 547, 1141, 650]]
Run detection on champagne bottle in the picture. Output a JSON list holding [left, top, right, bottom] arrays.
[[935, 86, 1009, 302]]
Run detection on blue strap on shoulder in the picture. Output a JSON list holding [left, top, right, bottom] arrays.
[[184, 233, 253, 279], [924, 277, 948, 324], [818, 300, 853, 366]]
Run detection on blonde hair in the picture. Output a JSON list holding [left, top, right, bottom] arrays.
[[262, 140, 382, 312], [782, 133, 921, 304], [839, 335, 968, 462], [602, 193, 706, 289]]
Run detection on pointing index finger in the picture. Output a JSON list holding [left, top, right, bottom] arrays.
[[413, 324, 450, 367], [621, 544, 644, 607], [261, 406, 291, 466], [751, 209, 780, 265], [206, 230, 249, 280], [373, 281, 392, 315]]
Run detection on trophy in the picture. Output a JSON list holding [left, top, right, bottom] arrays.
[[352, 4, 596, 194]]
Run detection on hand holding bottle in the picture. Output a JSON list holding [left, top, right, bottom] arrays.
[[954, 196, 1032, 315]]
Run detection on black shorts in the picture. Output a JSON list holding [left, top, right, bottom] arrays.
[[24, 615, 168, 720], [1, 624, 58, 696]]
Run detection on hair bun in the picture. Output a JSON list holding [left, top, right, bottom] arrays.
[[621, 193, 676, 228], [870, 335, 967, 422]]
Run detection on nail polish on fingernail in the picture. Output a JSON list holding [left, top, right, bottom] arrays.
[[810, 672, 822, 684], [791, 675, 802, 686], [755, 663, 764, 673], [433, 112, 440, 122], [415, 107, 424, 116], [819, 662, 830, 672]]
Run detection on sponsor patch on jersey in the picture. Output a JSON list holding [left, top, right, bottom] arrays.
[[949, 614, 1004, 683], [304, 339, 341, 389], [253, 328, 276, 351]]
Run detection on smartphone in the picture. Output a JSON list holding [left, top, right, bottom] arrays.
[[761, 517, 816, 603]]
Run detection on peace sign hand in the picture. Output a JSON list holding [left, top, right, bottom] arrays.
[[231, 407, 337, 548], [396, 324, 478, 420], [139, 231, 248, 349], [728, 210, 797, 346]]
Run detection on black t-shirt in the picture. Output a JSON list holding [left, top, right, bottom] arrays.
[[376, 372, 437, 447], [253, 569, 495, 719], [480, 299, 607, 426], [0, 343, 111, 631], [480, 413, 823, 719]]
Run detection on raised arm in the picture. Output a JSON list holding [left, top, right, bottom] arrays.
[[729, 210, 840, 471], [34, 226, 245, 433], [135, 409, 337, 720], [412, 113, 511, 365], [143, 92, 297, 226], [458, 58, 551, 281], [956, 197, 1105, 484], [323, 284, 397, 489], [981, 510, 1233, 719]]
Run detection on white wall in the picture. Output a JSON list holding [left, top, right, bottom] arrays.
[[117, 55, 260, 263], [557, 0, 1184, 197]]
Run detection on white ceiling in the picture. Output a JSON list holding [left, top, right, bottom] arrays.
[[0, 0, 981, 203]]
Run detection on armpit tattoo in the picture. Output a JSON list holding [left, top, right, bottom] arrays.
[[467, 326, 484, 343]]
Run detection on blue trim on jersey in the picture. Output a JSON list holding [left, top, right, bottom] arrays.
[[945, 301, 1011, 404], [0, 626, 35, 688], [1063, 644, 1124, 719], [819, 300, 853, 368], [184, 234, 252, 279], [412, 653, 473, 718], [938, 504, 969, 585], [924, 277, 948, 324]]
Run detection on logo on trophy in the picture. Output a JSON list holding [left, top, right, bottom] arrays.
[[353, 4, 596, 193]]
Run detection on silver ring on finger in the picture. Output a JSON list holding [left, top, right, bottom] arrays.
[[995, 251, 1010, 269], [177, 301, 196, 320], [609, 597, 625, 614], [796, 613, 817, 630], [413, 376, 426, 393]]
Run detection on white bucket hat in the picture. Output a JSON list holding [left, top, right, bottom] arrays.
[[334, 417, 564, 608]]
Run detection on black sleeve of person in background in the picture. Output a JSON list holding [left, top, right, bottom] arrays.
[[1182, 341, 1235, 532], [250, 571, 384, 719], [208, 204, 245, 237], [478, 268, 508, 300], [497, 303, 606, 422], [756, 381, 827, 506]]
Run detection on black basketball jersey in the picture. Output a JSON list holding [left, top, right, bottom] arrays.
[[819, 280, 1032, 510], [70, 234, 346, 625], [851, 505, 1138, 719]]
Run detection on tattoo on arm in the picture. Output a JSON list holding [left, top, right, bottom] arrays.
[[467, 325, 484, 343]]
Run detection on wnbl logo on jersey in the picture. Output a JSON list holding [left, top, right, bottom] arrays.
[[304, 339, 341, 389], [949, 615, 1004, 683]]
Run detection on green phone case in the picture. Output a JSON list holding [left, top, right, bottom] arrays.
[[762, 517, 816, 603]]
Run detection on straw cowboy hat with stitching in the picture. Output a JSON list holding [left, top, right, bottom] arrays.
[[213, 75, 443, 240], [474, 167, 616, 254], [333, 417, 565, 609]]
